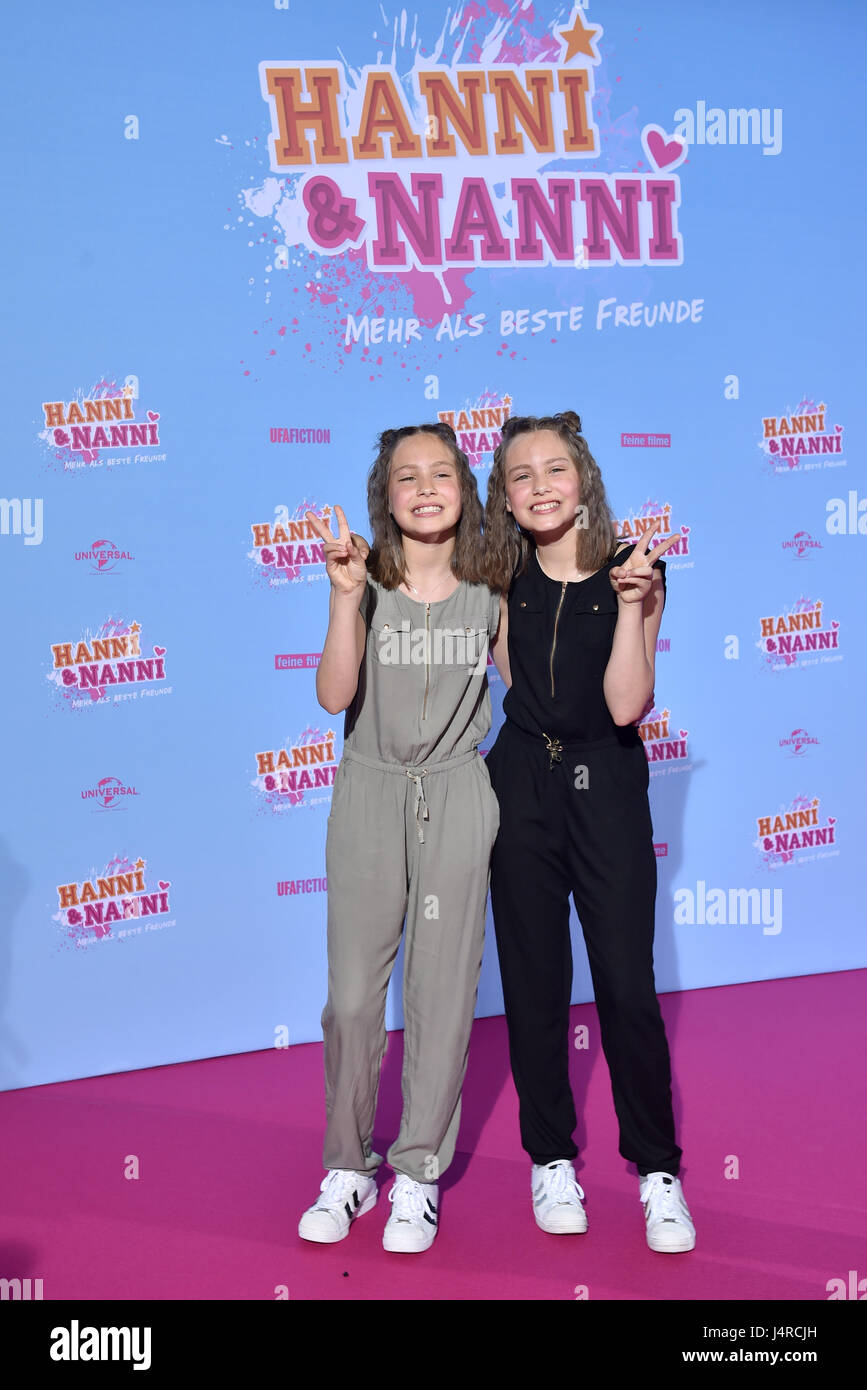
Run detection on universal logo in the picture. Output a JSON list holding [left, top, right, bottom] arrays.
[[74, 538, 135, 573]]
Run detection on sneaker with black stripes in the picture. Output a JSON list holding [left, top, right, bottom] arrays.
[[297, 1168, 378, 1243], [639, 1172, 696, 1252], [382, 1174, 439, 1252], [531, 1160, 588, 1233]]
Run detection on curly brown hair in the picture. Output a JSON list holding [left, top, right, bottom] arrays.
[[367, 422, 486, 588], [484, 410, 617, 593]]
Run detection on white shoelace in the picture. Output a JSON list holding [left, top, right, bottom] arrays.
[[540, 1162, 585, 1206], [389, 1177, 429, 1223], [317, 1169, 358, 1209], [642, 1175, 686, 1222]]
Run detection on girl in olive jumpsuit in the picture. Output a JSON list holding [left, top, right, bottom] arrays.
[[304, 423, 500, 1233]]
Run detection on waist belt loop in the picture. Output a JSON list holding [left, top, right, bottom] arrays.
[[406, 768, 429, 842]]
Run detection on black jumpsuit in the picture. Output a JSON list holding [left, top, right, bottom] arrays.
[[485, 544, 681, 1177]]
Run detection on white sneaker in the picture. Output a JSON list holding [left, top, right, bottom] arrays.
[[382, 1175, 438, 1252], [639, 1172, 696, 1252], [531, 1160, 588, 1233], [298, 1169, 378, 1243]]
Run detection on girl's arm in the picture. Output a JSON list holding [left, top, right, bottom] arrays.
[[490, 595, 512, 688], [304, 507, 369, 715], [317, 588, 367, 714], [603, 568, 665, 725], [602, 522, 680, 726]]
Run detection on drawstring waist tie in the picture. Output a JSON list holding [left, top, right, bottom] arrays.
[[341, 746, 481, 842]]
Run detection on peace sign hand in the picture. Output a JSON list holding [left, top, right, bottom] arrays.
[[610, 517, 681, 604], [304, 506, 369, 597]]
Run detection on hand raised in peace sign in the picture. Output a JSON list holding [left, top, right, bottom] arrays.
[[304, 506, 370, 597], [610, 517, 681, 604]]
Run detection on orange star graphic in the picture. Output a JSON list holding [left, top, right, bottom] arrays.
[[129, 621, 141, 633], [559, 9, 602, 62]]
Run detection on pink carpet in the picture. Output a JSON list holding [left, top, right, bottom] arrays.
[[2, 970, 865, 1301]]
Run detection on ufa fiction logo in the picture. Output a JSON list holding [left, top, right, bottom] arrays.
[[50, 1321, 151, 1371], [249, 501, 330, 587], [254, 727, 338, 809]]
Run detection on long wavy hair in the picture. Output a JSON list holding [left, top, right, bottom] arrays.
[[367, 422, 486, 588], [484, 411, 617, 593]]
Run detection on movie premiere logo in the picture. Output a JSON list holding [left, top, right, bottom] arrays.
[[638, 706, 690, 774], [53, 856, 173, 947], [781, 530, 823, 560], [755, 795, 837, 868], [257, 10, 686, 274], [778, 729, 820, 758], [615, 501, 691, 570], [758, 598, 840, 669], [253, 727, 338, 809], [81, 777, 141, 810], [39, 379, 165, 472], [47, 619, 170, 707], [74, 539, 135, 574], [437, 393, 511, 468], [760, 399, 845, 475], [277, 877, 327, 897], [269, 426, 331, 444], [249, 502, 329, 587]]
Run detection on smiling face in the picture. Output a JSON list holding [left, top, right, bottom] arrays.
[[502, 429, 581, 537], [388, 432, 463, 541]]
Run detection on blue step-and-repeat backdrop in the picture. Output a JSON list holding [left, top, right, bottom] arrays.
[[2, 0, 863, 1090]]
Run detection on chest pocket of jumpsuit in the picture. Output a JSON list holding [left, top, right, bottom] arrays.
[[568, 586, 619, 648], [369, 614, 417, 678], [432, 619, 490, 681]]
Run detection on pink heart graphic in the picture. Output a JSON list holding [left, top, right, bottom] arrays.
[[54, 428, 70, 445], [158, 880, 170, 890], [147, 411, 160, 422], [645, 129, 685, 169], [835, 424, 843, 432], [153, 645, 166, 656], [681, 525, 691, 535]]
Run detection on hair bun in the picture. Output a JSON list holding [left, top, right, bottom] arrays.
[[377, 428, 399, 449], [555, 410, 583, 435]]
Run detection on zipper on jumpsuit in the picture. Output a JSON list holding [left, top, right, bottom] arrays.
[[422, 601, 430, 719], [544, 581, 567, 771]]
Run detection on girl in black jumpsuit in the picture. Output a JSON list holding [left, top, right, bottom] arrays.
[[484, 411, 695, 1253]]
